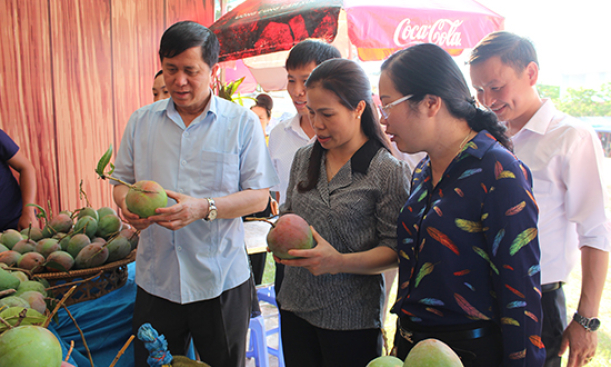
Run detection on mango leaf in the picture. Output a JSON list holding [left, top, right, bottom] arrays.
[[44, 261, 69, 273], [26, 203, 47, 222], [96, 145, 113, 178]]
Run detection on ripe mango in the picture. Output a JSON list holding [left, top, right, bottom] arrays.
[[266, 214, 314, 259], [126, 180, 168, 218], [1, 229, 23, 249], [74, 243, 109, 269]]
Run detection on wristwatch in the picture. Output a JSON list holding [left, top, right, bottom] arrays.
[[204, 198, 217, 221], [573, 312, 601, 331]]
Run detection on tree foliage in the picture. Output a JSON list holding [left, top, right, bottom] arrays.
[[538, 82, 611, 117]]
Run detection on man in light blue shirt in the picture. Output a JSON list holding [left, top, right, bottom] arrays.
[[112, 21, 278, 367]]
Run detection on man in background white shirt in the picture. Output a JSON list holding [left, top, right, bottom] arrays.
[[267, 40, 341, 296], [268, 40, 341, 206], [470, 31, 611, 367]]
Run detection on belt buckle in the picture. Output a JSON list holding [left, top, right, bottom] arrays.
[[399, 327, 414, 343]]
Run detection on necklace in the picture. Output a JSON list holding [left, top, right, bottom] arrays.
[[456, 129, 473, 156]]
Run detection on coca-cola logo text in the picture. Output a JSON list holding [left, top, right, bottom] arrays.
[[393, 18, 463, 48]]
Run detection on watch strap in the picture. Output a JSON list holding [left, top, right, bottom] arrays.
[[204, 198, 217, 221]]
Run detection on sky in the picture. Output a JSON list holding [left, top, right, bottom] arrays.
[[475, 0, 611, 87]]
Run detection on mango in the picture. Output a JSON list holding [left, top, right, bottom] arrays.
[[12, 239, 37, 254], [20, 228, 43, 241], [41, 213, 73, 238], [0, 296, 30, 309], [77, 207, 99, 222], [1, 229, 23, 249], [403, 339, 463, 367], [45, 251, 74, 272], [266, 214, 314, 259], [73, 215, 98, 239], [59, 234, 71, 251], [367, 356, 404, 367], [0, 325, 62, 367], [35, 238, 61, 258], [0, 243, 8, 253], [67, 234, 91, 258], [120, 227, 139, 251], [17, 291, 47, 314], [0, 267, 20, 291], [15, 280, 47, 297], [97, 206, 117, 219], [126, 180, 168, 218], [17, 252, 45, 273], [10, 270, 28, 284], [96, 214, 122, 239], [0, 251, 21, 267], [75, 243, 109, 269], [106, 235, 131, 262], [0, 307, 46, 333]]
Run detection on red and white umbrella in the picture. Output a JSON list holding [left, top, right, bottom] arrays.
[[212, 0, 504, 91]]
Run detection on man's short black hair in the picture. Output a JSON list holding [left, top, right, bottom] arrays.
[[285, 39, 341, 71], [159, 21, 220, 68], [469, 31, 538, 74]]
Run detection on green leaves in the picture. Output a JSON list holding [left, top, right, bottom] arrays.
[[96, 145, 113, 178]]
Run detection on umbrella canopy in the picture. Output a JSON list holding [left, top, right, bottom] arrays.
[[210, 0, 504, 63], [212, 0, 504, 92]]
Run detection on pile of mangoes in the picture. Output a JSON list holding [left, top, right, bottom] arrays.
[[0, 206, 138, 274]]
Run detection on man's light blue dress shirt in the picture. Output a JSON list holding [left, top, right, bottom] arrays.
[[113, 95, 279, 304]]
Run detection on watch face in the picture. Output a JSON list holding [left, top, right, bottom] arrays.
[[209, 209, 218, 220], [589, 318, 601, 331]]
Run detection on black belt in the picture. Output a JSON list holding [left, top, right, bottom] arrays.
[[541, 282, 562, 293], [398, 319, 498, 344]]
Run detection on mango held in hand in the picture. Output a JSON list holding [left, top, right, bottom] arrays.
[[266, 214, 314, 259], [126, 180, 168, 218], [403, 339, 463, 367]]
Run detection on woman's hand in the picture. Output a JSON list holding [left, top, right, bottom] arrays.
[[276, 226, 344, 276]]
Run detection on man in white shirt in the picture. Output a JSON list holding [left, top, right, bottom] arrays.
[[268, 40, 341, 206], [470, 31, 611, 367]]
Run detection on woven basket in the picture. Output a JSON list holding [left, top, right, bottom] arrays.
[[36, 249, 137, 306]]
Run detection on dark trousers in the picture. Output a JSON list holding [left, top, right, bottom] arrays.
[[132, 280, 251, 367], [541, 285, 567, 367], [279, 309, 382, 367], [249, 252, 266, 285], [394, 319, 502, 367]]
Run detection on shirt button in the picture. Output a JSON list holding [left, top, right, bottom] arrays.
[[181, 160, 187, 166], [177, 246, 182, 251], [179, 189, 184, 193]]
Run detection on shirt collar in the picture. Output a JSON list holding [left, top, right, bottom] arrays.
[[460, 129, 499, 160], [351, 139, 383, 174], [164, 91, 215, 129], [518, 98, 555, 136]]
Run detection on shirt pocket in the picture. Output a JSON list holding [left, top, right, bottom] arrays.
[[200, 150, 240, 195]]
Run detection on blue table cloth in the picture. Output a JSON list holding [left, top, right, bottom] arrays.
[[49, 262, 137, 367]]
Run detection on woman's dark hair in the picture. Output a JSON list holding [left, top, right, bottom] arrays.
[[159, 21, 220, 68], [297, 58, 391, 192], [381, 43, 511, 149], [154, 70, 163, 78], [252, 94, 274, 118]]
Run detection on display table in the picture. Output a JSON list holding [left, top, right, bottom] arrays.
[[47, 221, 270, 366]]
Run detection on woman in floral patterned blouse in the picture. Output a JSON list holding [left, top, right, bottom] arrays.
[[379, 44, 544, 367]]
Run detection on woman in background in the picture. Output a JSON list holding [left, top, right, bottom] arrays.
[[251, 93, 274, 142]]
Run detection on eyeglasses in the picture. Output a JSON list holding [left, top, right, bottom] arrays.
[[378, 94, 413, 119]]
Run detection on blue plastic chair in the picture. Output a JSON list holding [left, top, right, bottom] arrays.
[[246, 315, 270, 367], [255, 284, 285, 367]]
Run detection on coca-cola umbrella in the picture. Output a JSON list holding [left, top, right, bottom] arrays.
[[211, 0, 504, 91]]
